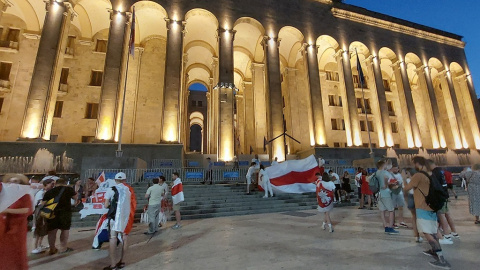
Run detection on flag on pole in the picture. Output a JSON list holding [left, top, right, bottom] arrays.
[[356, 49, 365, 88], [129, 7, 136, 57], [171, 178, 184, 205], [95, 171, 106, 186]]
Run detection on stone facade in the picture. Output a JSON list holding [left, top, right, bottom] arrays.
[[0, 0, 479, 162]]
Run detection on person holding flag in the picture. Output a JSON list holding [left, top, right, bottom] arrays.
[[316, 172, 335, 233], [171, 172, 184, 229]]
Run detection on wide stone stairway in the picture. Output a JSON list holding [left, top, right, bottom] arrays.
[[71, 183, 358, 227]]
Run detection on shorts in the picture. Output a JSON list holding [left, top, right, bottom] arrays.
[[335, 184, 342, 191], [416, 209, 438, 234], [391, 193, 405, 208], [246, 176, 252, 184], [407, 194, 415, 210], [109, 220, 124, 238], [447, 183, 454, 190], [437, 201, 449, 214], [173, 203, 181, 211], [47, 211, 72, 231], [378, 196, 394, 212]]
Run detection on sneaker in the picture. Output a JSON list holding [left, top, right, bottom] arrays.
[[416, 237, 424, 243], [31, 227, 36, 232], [400, 222, 408, 228], [321, 222, 326, 230], [444, 234, 452, 240], [31, 247, 45, 254], [388, 228, 399, 235], [393, 224, 399, 229], [40, 245, 50, 251], [422, 249, 439, 260], [262, 196, 268, 199], [454, 195, 458, 199], [428, 260, 451, 269], [451, 232, 460, 239], [172, 224, 181, 230], [439, 238, 453, 245], [328, 225, 334, 233]]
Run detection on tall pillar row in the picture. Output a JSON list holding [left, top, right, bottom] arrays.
[[20, 0, 74, 140], [367, 56, 388, 147], [390, 61, 413, 148], [443, 71, 468, 148], [398, 61, 422, 147]]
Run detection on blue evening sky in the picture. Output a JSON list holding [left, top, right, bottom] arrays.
[[344, 0, 480, 97]]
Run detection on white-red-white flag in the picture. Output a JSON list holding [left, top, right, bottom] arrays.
[[95, 171, 106, 186], [171, 178, 184, 205], [0, 183, 34, 213]]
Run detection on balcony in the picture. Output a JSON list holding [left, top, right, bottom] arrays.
[[0, 40, 19, 50]]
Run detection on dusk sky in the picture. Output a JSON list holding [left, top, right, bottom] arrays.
[[344, 0, 480, 97]]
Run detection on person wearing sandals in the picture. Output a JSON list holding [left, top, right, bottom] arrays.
[[42, 178, 77, 255], [460, 164, 480, 224]]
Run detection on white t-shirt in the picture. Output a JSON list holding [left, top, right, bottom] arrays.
[[259, 169, 269, 182], [355, 172, 362, 187], [34, 189, 45, 206], [330, 173, 340, 185], [252, 158, 260, 169], [246, 166, 255, 178], [318, 158, 325, 167], [146, 184, 167, 205], [271, 161, 278, 166]]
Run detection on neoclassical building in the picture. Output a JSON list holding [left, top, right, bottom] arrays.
[[0, 0, 479, 161]]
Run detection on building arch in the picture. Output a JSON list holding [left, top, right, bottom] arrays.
[[4, 0, 45, 32]]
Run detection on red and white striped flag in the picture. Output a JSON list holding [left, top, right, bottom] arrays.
[[264, 155, 320, 193], [0, 183, 34, 213], [171, 178, 184, 205], [129, 7, 136, 58], [95, 171, 105, 186]]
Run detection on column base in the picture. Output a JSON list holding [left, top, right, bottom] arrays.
[[92, 139, 116, 143], [157, 141, 181, 144], [16, 137, 49, 142]]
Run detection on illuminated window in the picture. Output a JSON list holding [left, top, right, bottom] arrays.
[[60, 68, 69, 84], [383, 79, 391, 92], [65, 36, 75, 55], [95, 39, 107, 53], [387, 101, 395, 116], [54, 101, 63, 118], [360, 120, 374, 132], [328, 95, 342, 106], [81, 136, 95, 143], [353, 74, 368, 88], [391, 122, 399, 133], [331, 118, 345, 131], [0, 97, 3, 113], [89, 70, 103, 86], [357, 98, 371, 114], [0, 62, 12, 81], [85, 103, 98, 119], [326, 71, 339, 81]]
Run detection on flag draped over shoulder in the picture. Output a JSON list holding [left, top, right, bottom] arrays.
[[171, 179, 184, 205], [129, 7, 135, 57], [264, 155, 320, 194], [356, 50, 365, 88]]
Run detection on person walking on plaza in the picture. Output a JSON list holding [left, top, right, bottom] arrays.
[[404, 156, 451, 269], [329, 170, 341, 203], [260, 164, 274, 198], [103, 172, 132, 270], [246, 162, 256, 194], [171, 172, 184, 229], [390, 164, 407, 228], [374, 160, 399, 235], [355, 167, 363, 203], [443, 170, 457, 200], [43, 178, 77, 255], [403, 168, 423, 243], [145, 178, 167, 235], [359, 169, 373, 209], [0, 174, 33, 270], [315, 172, 335, 233], [459, 164, 480, 224], [32, 178, 55, 254], [201, 157, 213, 185]]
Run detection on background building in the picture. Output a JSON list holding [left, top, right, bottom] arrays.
[[0, 0, 479, 162]]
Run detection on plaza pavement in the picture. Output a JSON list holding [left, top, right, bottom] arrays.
[[28, 196, 480, 270]]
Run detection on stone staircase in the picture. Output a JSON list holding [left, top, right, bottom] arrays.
[[71, 183, 356, 227]]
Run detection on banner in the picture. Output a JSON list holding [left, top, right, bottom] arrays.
[[263, 155, 320, 194], [79, 179, 116, 219]]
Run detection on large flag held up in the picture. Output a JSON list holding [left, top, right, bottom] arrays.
[[171, 179, 184, 205], [263, 155, 320, 194]]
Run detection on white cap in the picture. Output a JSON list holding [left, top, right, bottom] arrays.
[[115, 172, 127, 180]]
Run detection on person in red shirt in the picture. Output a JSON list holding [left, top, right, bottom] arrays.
[[443, 170, 457, 199]]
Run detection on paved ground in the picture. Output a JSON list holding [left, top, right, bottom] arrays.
[[28, 196, 480, 270]]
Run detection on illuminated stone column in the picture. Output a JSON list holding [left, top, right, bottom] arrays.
[[440, 70, 465, 148], [416, 66, 443, 148], [398, 61, 422, 147], [94, 9, 128, 141], [264, 36, 284, 160], [305, 44, 327, 145], [252, 62, 267, 154], [283, 67, 297, 153], [210, 57, 219, 154], [20, 0, 74, 140], [335, 49, 361, 146], [217, 28, 235, 161], [160, 18, 185, 143], [243, 80, 255, 154], [390, 61, 414, 147], [236, 87, 245, 154], [367, 56, 388, 147], [206, 90, 211, 153], [456, 73, 480, 148]]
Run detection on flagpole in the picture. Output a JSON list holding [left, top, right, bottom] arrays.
[[356, 49, 374, 159], [116, 10, 134, 158]]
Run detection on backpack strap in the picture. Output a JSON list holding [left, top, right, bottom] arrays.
[[417, 171, 430, 198]]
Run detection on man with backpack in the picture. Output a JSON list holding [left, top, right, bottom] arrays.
[[103, 172, 132, 270], [404, 156, 451, 269], [371, 160, 399, 235]]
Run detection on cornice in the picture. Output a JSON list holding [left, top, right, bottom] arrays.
[[331, 8, 465, 48]]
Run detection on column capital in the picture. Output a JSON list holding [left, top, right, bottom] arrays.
[[211, 56, 218, 68], [416, 65, 428, 73], [217, 28, 237, 41], [284, 67, 297, 75], [390, 60, 402, 70], [0, 0, 11, 12], [165, 18, 187, 35], [262, 36, 281, 48], [333, 48, 344, 59], [183, 53, 189, 65]]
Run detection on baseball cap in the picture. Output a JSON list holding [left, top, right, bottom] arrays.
[[115, 172, 127, 180]]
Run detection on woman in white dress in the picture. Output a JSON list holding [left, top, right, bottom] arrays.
[[259, 165, 273, 198]]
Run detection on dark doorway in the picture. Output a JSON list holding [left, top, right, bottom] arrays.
[[189, 124, 202, 152]]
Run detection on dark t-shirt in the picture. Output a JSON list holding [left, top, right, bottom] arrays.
[[43, 186, 76, 212], [431, 167, 446, 186]]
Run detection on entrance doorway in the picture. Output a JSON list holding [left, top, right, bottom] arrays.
[[187, 83, 208, 153]]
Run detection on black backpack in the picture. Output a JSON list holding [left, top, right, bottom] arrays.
[[107, 186, 119, 220], [419, 171, 448, 211]]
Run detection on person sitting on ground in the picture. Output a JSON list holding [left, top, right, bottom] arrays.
[[315, 172, 335, 233], [404, 156, 451, 269]]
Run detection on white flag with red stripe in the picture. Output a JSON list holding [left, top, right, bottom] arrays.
[[171, 178, 184, 205], [0, 183, 35, 213], [265, 155, 320, 193], [95, 171, 106, 186]]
